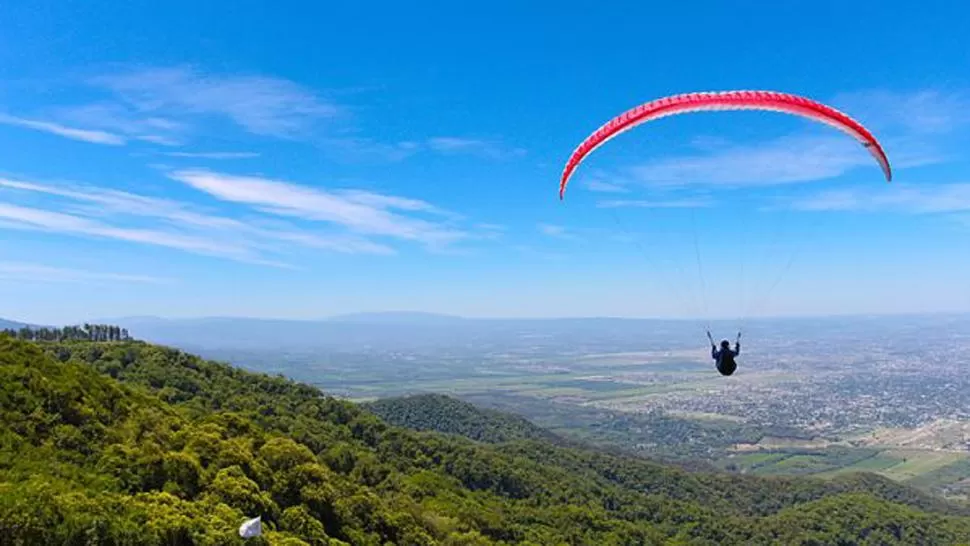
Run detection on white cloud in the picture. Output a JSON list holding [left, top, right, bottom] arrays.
[[51, 102, 185, 146], [427, 137, 525, 158], [831, 89, 970, 135], [537, 223, 566, 236], [585, 180, 629, 193], [260, 229, 393, 255], [790, 183, 970, 214], [0, 261, 173, 285], [0, 176, 396, 264], [319, 137, 423, 162], [0, 202, 280, 264], [162, 151, 261, 159], [0, 177, 238, 231], [318, 136, 524, 163], [0, 113, 125, 145], [168, 169, 468, 247], [334, 188, 450, 216], [537, 223, 581, 241], [90, 66, 339, 138], [630, 134, 882, 188], [689, 135, 732, 151], [427, 137, 485, 152], [596, 197, 713, 209], [137, 134, 182, 146], [12, 66, 525, 165]]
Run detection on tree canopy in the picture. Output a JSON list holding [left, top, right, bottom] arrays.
[[2, 333, 969, 545]]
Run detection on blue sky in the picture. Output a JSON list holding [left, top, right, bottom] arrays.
[[1, 1, 969, 324]]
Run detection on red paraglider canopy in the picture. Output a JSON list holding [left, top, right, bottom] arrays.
[[559, 90, 892, 200]]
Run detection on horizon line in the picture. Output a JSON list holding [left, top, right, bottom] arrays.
[[12, 308, 968, 327]]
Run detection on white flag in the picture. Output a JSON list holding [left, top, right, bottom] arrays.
[[239, 516, 262, 538]]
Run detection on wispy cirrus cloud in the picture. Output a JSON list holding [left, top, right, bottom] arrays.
[[162, 151, 261, 159], [427, 137, 486, 152], [535, 223, 633, 244], [318, 137, 422, 162], [630, 134, 888, 188], [537, 223, 567, 237], [11, 66, 341, 148], [427, 137, 525, 159], [591, 89, 966, 191], [335, 188, 453, 217], [0, 201, 279, 264], [0, 261, 174, 285], [790, 183, 970, 214], [318, 136, 524, 164], [90, 65, 339, 139], [585, 179, 630, 193], [7, 66, 527, 164], [168, 169, 469, 248], [138, 135, 181, 146], [0, 113, 125, 145], [0, 176, 397, 266], [50, 102, 185, 146], [537, 223, 581, 241], [831, 89, 970, 135], [596, 197, 713, 209]]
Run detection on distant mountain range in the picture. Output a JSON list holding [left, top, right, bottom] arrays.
[[85, 312, 714, 353], [0, 318, 44, 331], [329, 311, 467, 324], [5, 311, 969, 355]]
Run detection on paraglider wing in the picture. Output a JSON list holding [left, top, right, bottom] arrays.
[[558, 90, 892, 199]]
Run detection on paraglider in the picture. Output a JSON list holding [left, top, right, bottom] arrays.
[[557, 90, 892, 376], [558, 90, 892, 200], [709, 331, 740, 376]]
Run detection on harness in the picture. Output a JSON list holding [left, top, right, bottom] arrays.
[[716, 350, 737, 376]]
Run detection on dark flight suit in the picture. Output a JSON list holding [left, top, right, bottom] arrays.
[[712, 342, 739, 376]]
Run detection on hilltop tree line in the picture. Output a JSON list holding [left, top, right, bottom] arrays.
[[3, 333, 970, 545], [2, 323, 130, 342], [365, 393, 563, 445]]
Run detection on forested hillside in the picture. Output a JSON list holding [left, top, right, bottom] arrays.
[[3, 333, 970, 545], [365, 394, 561, 445]]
